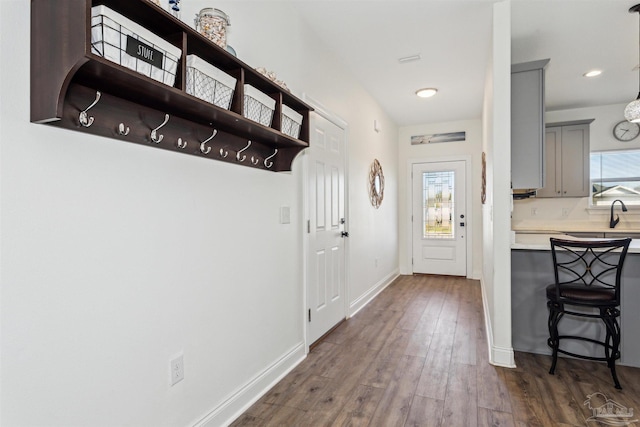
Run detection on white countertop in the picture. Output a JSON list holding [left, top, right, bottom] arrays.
[[512, 232, 640, 253]]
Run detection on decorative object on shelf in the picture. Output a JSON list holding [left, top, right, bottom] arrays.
[[625, 4, 640, 122], [226, 45, 237, 57], [168, 0, 181, 18], [410, 131, 466, 145], [195, 8, 230, 49], [613, 120, 640, 141], [481, 152, 487, 204], [255, 67, 289, 91], [91, 6, 181, 87], [369, 159, 385, 209]]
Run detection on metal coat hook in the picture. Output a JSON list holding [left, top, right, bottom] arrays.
[[79, 91, 101, 127], [219, 147, 229, 158], [264, 149, 278, 169], [251, 155, 260, 166], [150, 114, 170, 143], [199, 129, 218, 155], [117, 122, 130, 136], [236, 140, 251, 162], [177, 137, 187, 149]]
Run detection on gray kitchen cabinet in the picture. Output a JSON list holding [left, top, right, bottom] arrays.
[[537, 120, 593, 198], [511, 59, 549, 190], [512, 248, 640, 368]]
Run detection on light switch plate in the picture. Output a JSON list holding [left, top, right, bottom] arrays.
[[280, 206, 291, 224]]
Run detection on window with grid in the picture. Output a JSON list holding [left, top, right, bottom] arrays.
[[590, 149, 640, 206]]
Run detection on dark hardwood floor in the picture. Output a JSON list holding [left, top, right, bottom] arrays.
[[231, 275, 640, 426]]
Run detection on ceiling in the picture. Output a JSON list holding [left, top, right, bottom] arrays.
[[294, 0, 640, 127]]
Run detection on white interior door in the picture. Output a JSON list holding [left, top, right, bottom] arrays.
[[307, 112, 347, 344], [412, 161, 467, 276]]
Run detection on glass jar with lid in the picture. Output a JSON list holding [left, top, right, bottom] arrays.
[[195, 8, 230, 49]]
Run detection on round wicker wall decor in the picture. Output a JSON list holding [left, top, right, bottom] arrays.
[[369, 159, 385, 209]]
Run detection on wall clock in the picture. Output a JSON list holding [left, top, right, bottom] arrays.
[[613, 120, 640, 141]]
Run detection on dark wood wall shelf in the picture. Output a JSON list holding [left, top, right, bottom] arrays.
[[31, 0, 312, 172]]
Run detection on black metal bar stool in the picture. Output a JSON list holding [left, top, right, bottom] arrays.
[[546, 237, 631, 389]]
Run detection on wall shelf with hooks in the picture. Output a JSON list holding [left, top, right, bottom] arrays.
[[31, 0, 312, 172]]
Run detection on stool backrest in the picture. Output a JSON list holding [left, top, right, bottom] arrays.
[[549, 238, 631, 305]]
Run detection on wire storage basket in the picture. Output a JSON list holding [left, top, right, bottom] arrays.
[[186, 55, 236, 109], [243, 85, 276, 127], [281, 105, 303, 138], [90, 5, 181, 87]]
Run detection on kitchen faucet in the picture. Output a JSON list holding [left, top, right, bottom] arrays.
[[609, 199, 628, 228]]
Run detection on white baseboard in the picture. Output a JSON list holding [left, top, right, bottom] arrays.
[[479, 276, 516, 368], [349, 269, 399, 317], [491, 345, 516, 368], [193, 343, 306, 427]]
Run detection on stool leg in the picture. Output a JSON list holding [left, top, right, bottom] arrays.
[[602, 308, 622, 390], [547, 301, 562, 375]]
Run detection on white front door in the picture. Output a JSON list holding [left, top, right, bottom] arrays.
[[412, 161, 467, 276], [307, 111, 347, 345]]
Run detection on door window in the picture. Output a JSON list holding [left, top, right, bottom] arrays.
[[421, 170, 455, 239]]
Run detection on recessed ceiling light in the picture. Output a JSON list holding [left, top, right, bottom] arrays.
[[416, 88, 438, 98], [583, 70, 602, 77]]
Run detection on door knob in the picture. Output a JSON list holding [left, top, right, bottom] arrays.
[[341, 231, 350, 238]]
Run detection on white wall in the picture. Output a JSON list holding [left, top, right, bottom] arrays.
[[398, 120, 483, 279], [0, 1, 398, 425], [513, 102, 640, 225], [481, 0, 515, 368]]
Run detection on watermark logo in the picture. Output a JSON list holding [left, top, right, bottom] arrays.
[[584, 392, 638, 426]]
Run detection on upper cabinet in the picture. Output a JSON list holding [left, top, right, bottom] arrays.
[[536, 120, 593, 198], [511, 59, 549, 190], [30, 0, 313, 172]]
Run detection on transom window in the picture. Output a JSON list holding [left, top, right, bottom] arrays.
[[590, 149, 640, 206]]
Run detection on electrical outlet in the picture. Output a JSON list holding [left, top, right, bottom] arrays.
[[375, 258, 379, 267], [531, 207, 537, 216], [170, 354, 184, 386]]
